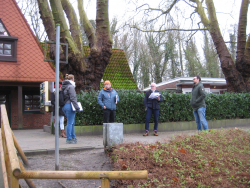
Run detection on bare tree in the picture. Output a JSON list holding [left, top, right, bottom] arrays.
[[184, 39, 206, 77], [129, 0, 250, 92], [203, 31, 220, 77], [17, 0, 46, 41]]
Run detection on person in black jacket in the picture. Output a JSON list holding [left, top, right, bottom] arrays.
[[51, 84, 66, 138], [143, 83, 163, 136]]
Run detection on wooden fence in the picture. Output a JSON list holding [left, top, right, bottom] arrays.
[[0, 104, 147, 188]]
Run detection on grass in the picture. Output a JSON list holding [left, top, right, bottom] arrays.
[[109, 128, 250, 188]]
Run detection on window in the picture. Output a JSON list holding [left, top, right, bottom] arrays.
[[24, 95, 40, 111], [0, 19, 18, 62], [0, 42, 12, 56]]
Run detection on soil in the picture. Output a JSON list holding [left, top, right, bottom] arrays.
[[19, 149, 113, 188]]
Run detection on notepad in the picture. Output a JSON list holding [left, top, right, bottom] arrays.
[[71, 102, 83, 111]]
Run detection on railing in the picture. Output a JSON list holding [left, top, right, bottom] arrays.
[[0, 104, 147, 188]]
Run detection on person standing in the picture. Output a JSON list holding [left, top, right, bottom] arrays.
[[51, 84, 66, 138], [190, 76, 209, 131], [61, 74, 80, 144], [143, 83, 163, 136], [97, 80, 119, 123]]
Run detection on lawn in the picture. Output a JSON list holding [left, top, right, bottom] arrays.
[[109, 128, 250, 188]]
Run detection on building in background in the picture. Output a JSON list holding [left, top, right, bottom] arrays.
[[0, 0, 56, 129], [143, 77, 227, 94]]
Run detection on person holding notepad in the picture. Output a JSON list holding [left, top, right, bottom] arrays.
[[143, 83, 163, 136], [61, 74, 80, 144], [97, 80, 119, 123]]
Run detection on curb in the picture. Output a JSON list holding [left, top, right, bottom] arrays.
[[19, 146, 104, 157]]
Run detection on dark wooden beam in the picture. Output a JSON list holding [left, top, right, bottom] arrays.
[[18, 86, 23, 129]]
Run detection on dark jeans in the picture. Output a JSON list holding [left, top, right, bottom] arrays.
[[145, 108, 159, 131], [103, 109, 116, 123]]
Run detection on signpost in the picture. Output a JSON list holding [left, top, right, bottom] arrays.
[[43, 24, 68, 170]]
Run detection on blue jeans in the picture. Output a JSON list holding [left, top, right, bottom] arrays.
[[62, 103, 76, 140], [145, 108, 159, 131], [193, 107, 209, 131]]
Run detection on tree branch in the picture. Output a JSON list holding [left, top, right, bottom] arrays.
[[130, 24, 208, 32], [61, 0, 83, 53], [96, 0, 113, 49], [77, 0, 97, 49], [37, 0, 56, 41], [236, 0, 249, 66]]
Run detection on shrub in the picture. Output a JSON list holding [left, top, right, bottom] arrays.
[[75, 91, 250, 126]]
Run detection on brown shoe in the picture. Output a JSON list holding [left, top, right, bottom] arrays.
[[61, 130, 66, 138], [143, 131, 149, 136], [154, 131, 158, 136]]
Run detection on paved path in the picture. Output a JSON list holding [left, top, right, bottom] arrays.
[[12, 129, 198, 155]]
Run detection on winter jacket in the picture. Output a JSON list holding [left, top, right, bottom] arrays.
[[51, 90, 65, 116], [61, 80, 80, 111], [190, 81, 206, 111], [144, 90, 163, 110], [97, 88, 119, 110]]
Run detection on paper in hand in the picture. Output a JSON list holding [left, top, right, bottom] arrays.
[[149, 92, 161, 99]]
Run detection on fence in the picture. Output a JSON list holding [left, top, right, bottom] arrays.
[[0, 104, 147, 188]]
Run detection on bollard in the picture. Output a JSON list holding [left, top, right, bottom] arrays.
[[103, 123, 123, 150]]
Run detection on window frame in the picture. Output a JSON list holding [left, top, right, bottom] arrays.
[[23, 90, 44, 114], [0, 36, 18, 62]]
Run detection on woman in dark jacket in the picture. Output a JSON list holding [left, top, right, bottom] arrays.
[[61, 74, 80, 144], [143, 83, 163, 136], [51, 84, 66, 138]]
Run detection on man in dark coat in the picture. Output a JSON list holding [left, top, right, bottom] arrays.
[[143, 83, 163, 136], [190, 76, 209, 131]]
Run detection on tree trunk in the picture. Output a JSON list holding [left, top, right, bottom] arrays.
[[195, 0, 248, 92], [37, 0, 112, 92]]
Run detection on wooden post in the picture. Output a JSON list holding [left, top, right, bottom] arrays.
[[101, 178, 110, 188], [19, 160, 36, 188], [0, 128, 9, 188], [18, 86, 23, 129], [12, 132, 29, 166], [1, 120, 11, 186], [1, 105, 20, 188]]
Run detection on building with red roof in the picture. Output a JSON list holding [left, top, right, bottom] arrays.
[[0, 0, 56, 129]]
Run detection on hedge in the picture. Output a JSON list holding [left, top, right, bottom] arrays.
[[75, 91, 250, 126]]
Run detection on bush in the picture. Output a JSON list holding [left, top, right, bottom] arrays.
[[75, 91, 250, 126]]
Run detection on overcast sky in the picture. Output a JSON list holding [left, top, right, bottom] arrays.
[[75, 0, 249, 41]]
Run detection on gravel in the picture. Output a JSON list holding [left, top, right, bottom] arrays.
[[19, 149, 113, 188]]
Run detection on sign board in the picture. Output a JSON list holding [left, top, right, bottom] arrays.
[[40, 81, 53, 112]]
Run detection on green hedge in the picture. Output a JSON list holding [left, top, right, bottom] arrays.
[[75, 91, 250, 126]]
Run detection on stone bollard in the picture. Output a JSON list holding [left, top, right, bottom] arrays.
[[103, 123, 123, 151]]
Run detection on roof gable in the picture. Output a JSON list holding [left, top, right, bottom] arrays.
[[0, 0, 55, 82]]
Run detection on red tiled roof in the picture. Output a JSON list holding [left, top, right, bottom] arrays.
[[0, 0, 56, 82]]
